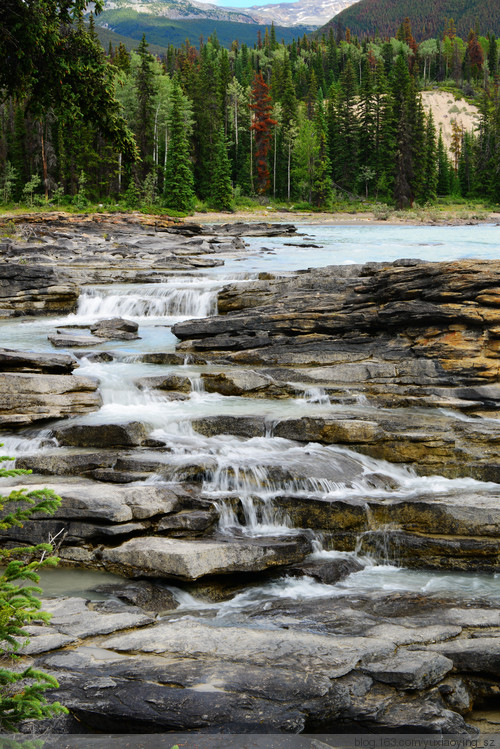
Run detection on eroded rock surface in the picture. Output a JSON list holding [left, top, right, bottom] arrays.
[[17, 591, 499, 734]]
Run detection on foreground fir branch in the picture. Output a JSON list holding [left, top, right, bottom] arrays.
[[0, 452, 67, 732]]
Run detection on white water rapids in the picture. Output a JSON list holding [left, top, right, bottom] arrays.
[[2, 224, 500, 609]]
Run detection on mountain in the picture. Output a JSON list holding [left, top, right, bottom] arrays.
[[93, 23, 171, 54], [90, 0, 359, 36], [93, 9, 313, 47], [324, 0, 500, 40], [247, 0, 356, 28], [95, 0, 262, 25]]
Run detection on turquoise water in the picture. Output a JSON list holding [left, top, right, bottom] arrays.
[[216, 222, 500, 275]]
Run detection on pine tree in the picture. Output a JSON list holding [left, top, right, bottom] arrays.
[[394, 105, 414, 209], [333, 58, 358, 192], [209, 127, 233, 210], [313, 90, 332, 207], [423, 111, 438, 202], [437, 130, 451, 195], [458, 130, 474, 197], [358, 58, 376, 194], [135, 34, 156, 177], [488, 35, 498, 77], [373, 61, 395, 201], [163, 83, 195, 213]]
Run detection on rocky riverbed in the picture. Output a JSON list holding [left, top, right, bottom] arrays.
[[1, 215, 500, 736]]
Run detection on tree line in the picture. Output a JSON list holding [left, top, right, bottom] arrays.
[[0, 14, 499, 212]]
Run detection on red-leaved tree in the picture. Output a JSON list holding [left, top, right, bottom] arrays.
[[250, 72, 277, 194]]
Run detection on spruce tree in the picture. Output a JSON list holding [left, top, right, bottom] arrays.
[[423, 111, 438, 203], [135, 34, 156, 178], [358, 59, 376, 195], [488, 35, 498, 77], [163, 83, 196, 213], [334, 59, 359, 192], [394, 105, 414, 209], [313, 90, 332, 207], [373, 61, 395, 201], [437, 130, 451, 196], [458, 130, 474, 197], [209, 127, 233, 210]]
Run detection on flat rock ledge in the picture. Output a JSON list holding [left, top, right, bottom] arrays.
[[0, 216, 297, 294], [0, 372, 101, 427], [16, 592, 500, 734], [173, 259, 500, 395]]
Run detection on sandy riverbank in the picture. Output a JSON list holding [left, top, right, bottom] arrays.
[[192, 208, 500, 225], [1, 208, 499, 227]]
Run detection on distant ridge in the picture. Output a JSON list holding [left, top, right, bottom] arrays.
[[322, 0, 500, 40], [94, 9, 312, 48]]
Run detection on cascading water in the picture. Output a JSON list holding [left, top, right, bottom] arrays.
[[75, 280, 219, 321], [4, 226, 500, 613]]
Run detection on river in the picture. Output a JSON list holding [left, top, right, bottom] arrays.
[[1, 222, 499, 614]]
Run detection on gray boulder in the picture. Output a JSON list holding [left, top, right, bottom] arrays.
[[90, 318, 139, 340], [0, 372, 101, 426], [101, 535, 312, 580], [54, 421, 149, 448]]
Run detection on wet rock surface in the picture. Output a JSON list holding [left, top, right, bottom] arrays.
[[1, 218, 500, 735], [0, 215, 296, 299]]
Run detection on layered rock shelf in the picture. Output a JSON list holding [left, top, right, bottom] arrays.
[[1, 218, 500, 736]]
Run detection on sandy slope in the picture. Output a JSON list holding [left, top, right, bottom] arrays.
[[421, 90, 480, 149]]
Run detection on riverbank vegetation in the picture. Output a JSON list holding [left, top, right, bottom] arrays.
[[0, 5, 499, 215]]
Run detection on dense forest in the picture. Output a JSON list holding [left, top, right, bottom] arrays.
[[329, 0, 500, 41], [0, 6, 499, 213]]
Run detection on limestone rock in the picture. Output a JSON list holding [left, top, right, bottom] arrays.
[[101, 535, 312, 580], [0, 263, 78, 317], [54, 421, 149, 448], [0, 347, 77, 374], [136, 374, 192, 392], [428, 637, 500, 675], [90, 318, 139, 340], [201, 369, 295, 398], [48, 333, 101, 348], [361, 651, 454, 690], [93, 581, 178, 613], [0, 372, 101, 426]]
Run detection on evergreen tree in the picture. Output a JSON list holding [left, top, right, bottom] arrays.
[[372, 61, 395, 201], [358, 58, 376, 194], [458, 130, 474, 197], [488, 35, 498, 77], [163, 83, 195, 213], [135, 35, 156, 178], [209, 127, 233, 210], [333, 58, 358, 192], [394, 105, 414, 208], [437, 130, 451, 195], [292, 115, 316, 203], [423, 111, 438, 202], [313, 91, 332, 206]]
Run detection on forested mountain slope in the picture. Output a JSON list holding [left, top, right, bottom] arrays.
[[95, 9, 311, 47], [324, 0, 500, 40]]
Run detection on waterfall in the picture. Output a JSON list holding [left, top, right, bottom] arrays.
[[74, 280, 219, 321]]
